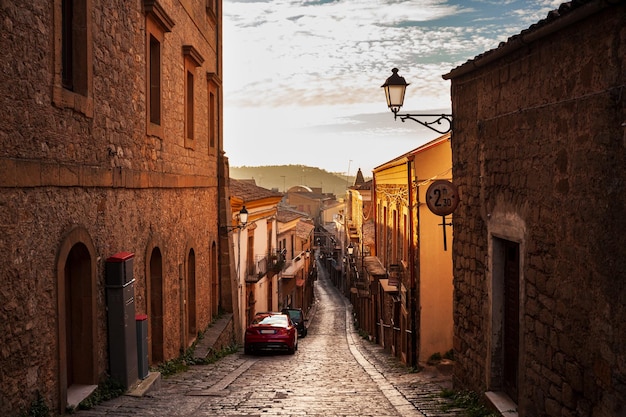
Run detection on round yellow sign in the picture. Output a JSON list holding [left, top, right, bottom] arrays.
[[426, 180, 459, 216]]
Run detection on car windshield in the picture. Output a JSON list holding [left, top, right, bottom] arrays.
[[285, 310, 302, 320], [252, 314, 288, 327]]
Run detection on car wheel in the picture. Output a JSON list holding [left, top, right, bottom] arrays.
[[244, 344, 251, 355], [302, 328, 307, 338]]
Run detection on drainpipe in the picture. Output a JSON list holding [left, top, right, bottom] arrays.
[[408, 157, 418, 367]]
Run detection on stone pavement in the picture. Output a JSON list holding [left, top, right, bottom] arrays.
[[314, 287, 463, 417], [74, 265, 465, 417], [310, 255, 462, 417], [342, 308, 461, 416]]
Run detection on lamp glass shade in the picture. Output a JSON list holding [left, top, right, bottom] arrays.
[[381, 68, 408, 113], [347, 244, 354, 255], [239, 206, 249, 226]]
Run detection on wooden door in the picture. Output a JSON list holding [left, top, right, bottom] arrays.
[[503, 240, 519, 402]]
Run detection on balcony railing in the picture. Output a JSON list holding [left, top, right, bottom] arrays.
[[282, 251, 307, 278], [247, 251, 287, 282]]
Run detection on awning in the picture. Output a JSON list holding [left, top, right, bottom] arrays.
[[282, 254, 306, 278], [379, 278, 398, 293], [363, 256, 387, 277], [281, 276, 297, 297]]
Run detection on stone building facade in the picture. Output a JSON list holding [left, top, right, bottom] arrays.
[[443, 1, 625, 415], [0, 0, 232, 415]]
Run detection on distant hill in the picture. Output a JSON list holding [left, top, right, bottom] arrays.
[[230, 165, 365, 196]]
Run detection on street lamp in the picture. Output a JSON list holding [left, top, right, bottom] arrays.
[[347, 242, 354, 256], [220, 206, 249, 234], [239, 206, 249, 226], [381, 68, 452, 135]]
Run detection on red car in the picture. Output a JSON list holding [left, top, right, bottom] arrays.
[[244, 312, 298, 355]]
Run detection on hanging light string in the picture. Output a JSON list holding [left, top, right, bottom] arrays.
[[413, 167, 453, 188], [362, 198, 374, 221]]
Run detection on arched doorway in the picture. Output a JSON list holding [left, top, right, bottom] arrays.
[[186, 249, 196, 344], [148, 247, 164, 364], [56, 227, 97, 411], [65, 243, 94, 386]]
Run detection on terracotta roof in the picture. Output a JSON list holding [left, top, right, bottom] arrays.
[[230, 178, 283, 202], [296, 221, 315, 239], [351, 179, 372, 191], [276, 205, 311, 223], [444, 0, 609, 80]]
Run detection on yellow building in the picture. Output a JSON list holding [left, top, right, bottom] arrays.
[[228, 179, 283, 336], [370, 133, 453, 365]]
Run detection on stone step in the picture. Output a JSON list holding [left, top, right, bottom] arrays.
[[193, 313, 234, 359]]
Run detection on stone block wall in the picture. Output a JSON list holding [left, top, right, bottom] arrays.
[[447, 2, 626, 416], [0, 0, 227, 415]]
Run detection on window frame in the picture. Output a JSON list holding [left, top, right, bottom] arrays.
[[207, 73, 221, 156], [53, 0, 93, 117], [182, 45, 204, 150], [185, 66, 195, 146], [146, 28, 164, 138], [144, 0, 174, 138], [206, 0, 218, 24]]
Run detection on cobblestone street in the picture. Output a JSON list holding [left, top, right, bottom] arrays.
[[73, 259, 463, 417]]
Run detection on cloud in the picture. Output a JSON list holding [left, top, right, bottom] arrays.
[[223, 0, 519, 111], [223, 0, 559, 173]]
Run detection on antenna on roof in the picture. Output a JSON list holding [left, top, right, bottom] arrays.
[[346, 160, 352, 190]]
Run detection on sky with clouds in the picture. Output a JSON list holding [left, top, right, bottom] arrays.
[[223, 0, 563, 176]]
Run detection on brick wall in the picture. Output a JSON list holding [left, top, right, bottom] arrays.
[[447, 2, 626, 416], [0, 0, 227, 414]]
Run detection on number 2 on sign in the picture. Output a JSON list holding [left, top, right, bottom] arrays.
[[426, 180, 458, 216], [433, 187, 452, 207]]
